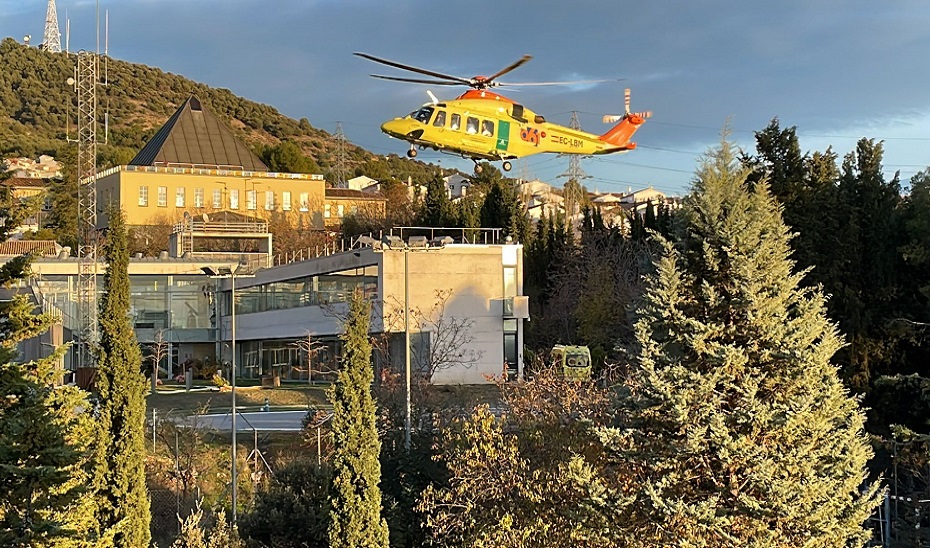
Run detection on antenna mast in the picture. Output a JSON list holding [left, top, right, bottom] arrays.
[[333, 122, 348, 188], [43, 0, 62, 53], [70, 2, 109, 370], [73, 50, 99, 369]]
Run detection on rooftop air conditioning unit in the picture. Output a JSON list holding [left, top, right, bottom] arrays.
[[407, 235, 429, 248]]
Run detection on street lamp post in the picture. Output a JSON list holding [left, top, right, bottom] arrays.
[[374, 234, 442, 452], [202, 264, 250, 524], [403, 247, 411, 452]]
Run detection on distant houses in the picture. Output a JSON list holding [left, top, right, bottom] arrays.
[[2, 154, 61, 179]]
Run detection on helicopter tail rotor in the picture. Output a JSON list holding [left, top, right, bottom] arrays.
[[603, 88, 652, 124]]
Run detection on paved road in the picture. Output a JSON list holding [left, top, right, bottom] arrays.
[[190, 410, 308, 432]]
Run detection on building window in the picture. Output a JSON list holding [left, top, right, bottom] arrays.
[[503, 318, 518, 379], [324, 204, 331, 218], [247, 190, 257, 210], [265, 190, 275, 210], [282, 191, 291, 211], [337, 204, 344, 218], [176, 187, 186, 207], [138, 186, 148, 206], [194, 187, 204, 208], [212, 188, 222, 209], [230, 189, 239, 209], [158, 186, 167, 207], [299, 192, 309, 212]]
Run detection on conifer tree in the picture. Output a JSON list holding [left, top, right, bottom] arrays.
[[597, 138, 880, 546], [92, 206, 151, 547], [0, 173, 95, 546], [327, 290, 389, 548], [419, 172, 456, 228]]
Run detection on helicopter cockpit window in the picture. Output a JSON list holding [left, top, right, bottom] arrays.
[[450, 113, 461, 130], [411, 107, 434, 124], [466, 116, 479, 135], [481, 120, 494, 137], [433, 110, 446, 127]]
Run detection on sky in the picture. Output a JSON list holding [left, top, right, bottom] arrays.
[[4, 0, 930, 197]]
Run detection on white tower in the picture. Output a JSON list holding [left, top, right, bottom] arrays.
[[43, 0, 62, 53]]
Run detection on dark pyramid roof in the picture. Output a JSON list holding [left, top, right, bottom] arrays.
[[130, 96, 268, 171]]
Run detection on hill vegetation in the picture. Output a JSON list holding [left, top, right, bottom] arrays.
[[0, 37, 437, 183]]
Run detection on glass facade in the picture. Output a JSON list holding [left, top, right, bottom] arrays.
[[229, 265, 378, 315], [30, 274, 213, 332], [238, 337, 342, 381]]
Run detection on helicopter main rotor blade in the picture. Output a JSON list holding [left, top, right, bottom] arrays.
[[354, 52, 471, 85], [483, 55, 533, 85], [494, 77, 623, 87], [370, 74, 467, 86]]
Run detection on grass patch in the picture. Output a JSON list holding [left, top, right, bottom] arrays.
[[147, 382, 329, 416]]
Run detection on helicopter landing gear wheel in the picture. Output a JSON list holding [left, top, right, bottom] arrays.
[[502, 161, 512, 172], [407, 147, 418, 159]]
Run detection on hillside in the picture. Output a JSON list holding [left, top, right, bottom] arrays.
[[0, 37, 437, 183]]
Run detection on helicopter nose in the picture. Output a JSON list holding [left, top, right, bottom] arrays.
[[380, 119, 407, 138], [380, 119, 423, 141]]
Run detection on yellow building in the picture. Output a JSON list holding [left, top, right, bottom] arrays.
[[2, 177, 52, 231], [93, 95, 328, 229], [96, 166, 326, 229], [323, 188, 386, 228]]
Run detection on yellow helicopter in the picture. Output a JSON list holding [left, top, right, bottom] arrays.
[[356, 52, 651, 173]]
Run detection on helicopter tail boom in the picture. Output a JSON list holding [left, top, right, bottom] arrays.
[[597, 113, 646, 150]]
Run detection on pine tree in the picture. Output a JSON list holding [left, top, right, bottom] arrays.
[[92, 206, 151, 547], [327, 290, 389, 548], [597, 138, 880, 546], [0, 171, 95, 546], [419, 172, 456, 227]]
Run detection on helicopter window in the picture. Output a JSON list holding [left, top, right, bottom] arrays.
[[466, 116, 479, 135], [481, 120, 494, 137], [433, 110, 446, 127], [412, 107, 434, 124], [450, 113, 461, 130]]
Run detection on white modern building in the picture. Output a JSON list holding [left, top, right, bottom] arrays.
[[7, 227, 527, 385], [215, 229, 527, 384]]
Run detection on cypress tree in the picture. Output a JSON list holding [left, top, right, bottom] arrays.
[[599, 138, 880, 545], [327, 290, 389, 548], [0, 174, 95, 546], [92, 206, 150, 547]]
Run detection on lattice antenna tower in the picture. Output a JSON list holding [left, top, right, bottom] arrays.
[[557, 111, 591, 186], [43, 0, 62, 53], [68, 4, 109, 369], [333, 122, 348, 188], [70, 50, 99, 369]]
